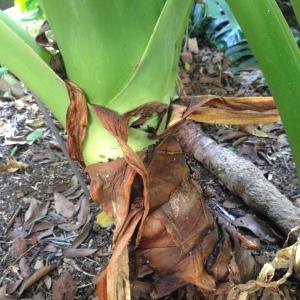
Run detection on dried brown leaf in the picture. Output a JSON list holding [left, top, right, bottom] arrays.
[[70, 222, 91, 249], [169, 95, 280, 127], [52, 272, 77, 300], [9, 239, 27, 258], [19, 257, 31, 278], [66, 81, 88, 164], [24, 198, 49, 225], [77, 196, 90, 225], [54, 192, 75, 218]]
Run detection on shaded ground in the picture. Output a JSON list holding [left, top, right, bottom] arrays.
[[1, 40, 300, 300]]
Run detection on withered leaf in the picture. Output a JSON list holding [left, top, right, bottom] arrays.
[[19, 257, 31, 278], [169, 95, 279, 127], [77, 196, 90, 225], [0, 286, 17, 300], [0, 158, 28, 173], [66, 81, 88, 164], [54, 192, 75, 219], [70, 222, 91, 249], [53, 272, 77, 300], [24, 198, 49, 225], [9, 239, 27, 258]]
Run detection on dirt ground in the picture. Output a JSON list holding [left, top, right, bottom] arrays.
[[1, 32, 300, 300]]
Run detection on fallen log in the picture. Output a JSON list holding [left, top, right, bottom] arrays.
[[176, 121, 300, 235]]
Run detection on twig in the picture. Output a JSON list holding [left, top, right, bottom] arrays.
[[18, 263, 58, 296], [5, 205, 21, 233]]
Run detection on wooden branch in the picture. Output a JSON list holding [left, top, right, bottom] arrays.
[[176, 121, 300, 235]]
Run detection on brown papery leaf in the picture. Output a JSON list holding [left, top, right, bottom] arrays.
[[169, 95, 280, 127], [52, 272, 77, 300], [66, 81, 88, 164], [54, 192, 75, 219], [24, 198, 49, 225], [89, 102, 168, 300], [70, 222, 91, 249]]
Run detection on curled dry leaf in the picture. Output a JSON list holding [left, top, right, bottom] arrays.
[[88, 135, 258, 299], [54, 192, 75, 219], [168, 95, 280, 127], [65, 81, 88, 165], [52, 272, 77, 300], [24, 198, 49, 225]]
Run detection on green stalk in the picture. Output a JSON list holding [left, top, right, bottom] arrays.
[[1, 1, 193, 165], [291, 0, 300, 27], [227, 0, 300, 178], [0, 9, 167, 166], [39, 0, 193, 112], [0, 11, 68, 124], [0, 10, 51, 63]]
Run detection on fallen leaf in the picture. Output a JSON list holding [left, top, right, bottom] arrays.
[[19, 257, 31, 278], [70, 222, 91, 249], [0, 158, 28, 173], [25, 119, 45, 128], [96, 211, 114, 228], [169, 95, 280, 127], [26, 129, 44, 142], [233, 214, 279, 243], [188, 38, 199, 54], [9, 239, 27, 258], [0, 285, 17, 300], [43, 276, 52, 290], [24, 198, 49, 225], [63, 248, 97, 257], [54, 192, 75, 218], [77, 196, 90, 225], [52, 272, 77, 300], [181, 51, 193, 64], [240, 125, 269, 138]]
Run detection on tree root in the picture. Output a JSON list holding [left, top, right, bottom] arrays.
[[176, 121, 300, 236]]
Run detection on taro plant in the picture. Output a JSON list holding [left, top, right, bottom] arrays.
[[1, 0, 300, 299]]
